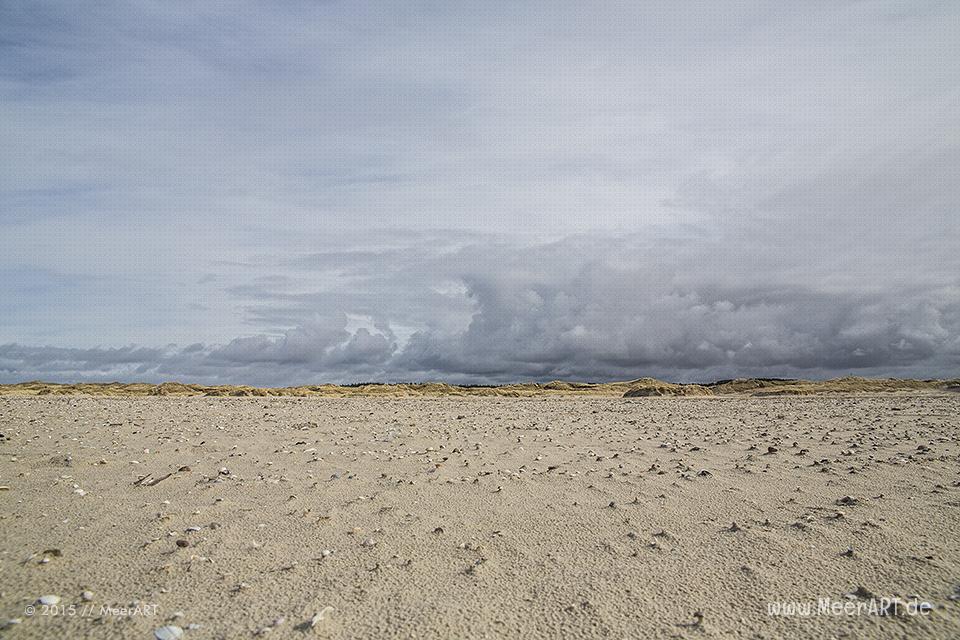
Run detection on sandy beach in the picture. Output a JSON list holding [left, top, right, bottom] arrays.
[[1, 394, 958, 638], [5, 0, 958, 637]]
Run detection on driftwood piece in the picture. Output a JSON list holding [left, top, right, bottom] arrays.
[[133, 472, 173, 487]]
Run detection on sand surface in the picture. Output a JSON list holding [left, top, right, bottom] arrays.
[[1, 395, 959, 638]]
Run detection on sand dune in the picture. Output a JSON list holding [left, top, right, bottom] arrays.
[[1, 376, 957, 398]]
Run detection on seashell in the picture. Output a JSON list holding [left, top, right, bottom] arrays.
[[37, 595, 60, 605], [81, 591, 93, 602], [310, 606, 335, 627], [154, 625, 184, 640]]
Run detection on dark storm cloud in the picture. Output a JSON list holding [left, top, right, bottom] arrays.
[[2, 232, 957, 385]]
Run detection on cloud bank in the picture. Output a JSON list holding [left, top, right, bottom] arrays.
[[2, 231, 958, 384]]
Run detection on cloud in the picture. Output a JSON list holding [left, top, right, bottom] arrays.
[[391, 236, 960, 382], [2, 232, 957, 385], [4, 1, 957, 233]]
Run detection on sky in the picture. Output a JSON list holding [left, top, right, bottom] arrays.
[[1, 0, 958, 385]]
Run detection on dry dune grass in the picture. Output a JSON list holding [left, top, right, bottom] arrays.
[[709, 376, 959, 396], [622, 377, 713, 397], [0, 376, 957, 398]]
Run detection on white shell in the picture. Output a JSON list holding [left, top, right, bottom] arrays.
[[154, 625, 185, 640], [37, 595, 60, 605], [81, 591, 93, 602], [310, 606, 335, 627]]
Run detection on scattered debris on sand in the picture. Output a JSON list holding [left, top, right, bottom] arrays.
[[1, 394, 958, 638]]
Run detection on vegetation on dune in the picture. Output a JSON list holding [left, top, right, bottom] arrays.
[[1, 377, 957, 397]]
